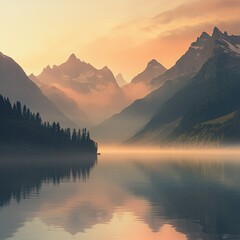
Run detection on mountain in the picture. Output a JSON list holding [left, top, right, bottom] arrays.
[[92, 29, 216, 143], [33, 54, 124, 123], [37, 54, 119, 94], [122, 59, 167, 102], [91, 79, 187, 143], [131, 59, 166, 85], [0, 52, 76, 128], [129, 27, 240, 145], [176, 110, 240, 145], [115, 73, 127, 87], [29, 74, 92, 128], [152, 31, 214, 87]]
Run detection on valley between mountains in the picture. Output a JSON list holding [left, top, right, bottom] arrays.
[[1, 27, 240, 147]]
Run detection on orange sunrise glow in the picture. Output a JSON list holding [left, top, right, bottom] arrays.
[[2, 1, 240, 240], [1, 0, 240, 80]]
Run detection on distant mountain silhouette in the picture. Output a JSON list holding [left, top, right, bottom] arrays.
[[121, 59, 167, 103], [33, 54, 124, 123], [93, 30, 216, 143], [151, 30, 215, 87], [129, 27, 240, 145], [29, 75, 92, 128], [91, 79, 185, 143], [0, 52, 76, 128], [131, 59, 166, 85]]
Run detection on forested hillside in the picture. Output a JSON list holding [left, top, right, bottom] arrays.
[[0, 95, 98, 153]]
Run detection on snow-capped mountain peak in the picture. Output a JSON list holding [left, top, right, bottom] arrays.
[[210, 27, 240, 56], [220, 39, 240, 56]]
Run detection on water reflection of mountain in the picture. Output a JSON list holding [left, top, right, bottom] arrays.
[[131, 158, 240, 239], [2, 154, 240, 240], [0, 153, 97, 207]]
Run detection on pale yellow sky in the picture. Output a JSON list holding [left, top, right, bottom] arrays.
[[1, 0, 240, 80]]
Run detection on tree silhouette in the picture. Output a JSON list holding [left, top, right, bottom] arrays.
[[0, 95, 98, 153]]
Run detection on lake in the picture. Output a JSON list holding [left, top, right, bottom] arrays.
[[1, 150, 240, 240]]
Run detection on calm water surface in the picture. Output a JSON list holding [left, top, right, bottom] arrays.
[[1, 152, 240, 240]]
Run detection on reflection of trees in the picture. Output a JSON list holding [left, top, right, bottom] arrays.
[[0, 153, 97, 207], [2, 154, 240, 239], [131, 159, 240, 239]]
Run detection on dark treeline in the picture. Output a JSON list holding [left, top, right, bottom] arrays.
[[0, 95, 98, 153]]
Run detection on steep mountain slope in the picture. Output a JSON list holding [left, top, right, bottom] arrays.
[[29, 73, 92, 128], [122, 59, 167, 102], [131, 59, 166, 85], [33, 54, 124, 123], [176, 110, 240, 145], [0, 52, 76, 128], [130, 28, 240, 144], [92, 29, 217, 143], [40, 84, 92, 128], [152, 31, 214, 87], [91, 79, 186, 143]]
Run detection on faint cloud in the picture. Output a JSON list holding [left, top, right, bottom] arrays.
[[114, 18, 143, 31], [140, 26, 153, 33], [153, 0, 240, 26], [113, 0, 240, 38], [82, 0, 240, 79]]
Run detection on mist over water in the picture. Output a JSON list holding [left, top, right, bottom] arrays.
[[99, 144, 240, 156], [1, 149, 240, 240]]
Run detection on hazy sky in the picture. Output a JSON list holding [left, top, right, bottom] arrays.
[[1, 0, 240, 80]]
